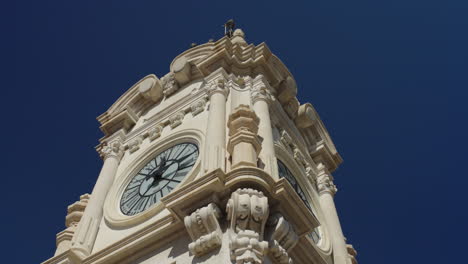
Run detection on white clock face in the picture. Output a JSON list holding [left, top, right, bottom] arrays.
[[120, 142, 199, 216]]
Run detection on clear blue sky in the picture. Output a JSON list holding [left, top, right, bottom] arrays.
[[4, 1, 467, 263]]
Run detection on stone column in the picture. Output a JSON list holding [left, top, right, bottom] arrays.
[[227, 105, 262, 168], [69, 139, 123, 262], [251, 75, 278, 178], [203, 79, 228, 173], [316, 164, 348, 264]]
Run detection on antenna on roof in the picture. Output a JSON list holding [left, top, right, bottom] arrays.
[[223, 19, 235, 37]]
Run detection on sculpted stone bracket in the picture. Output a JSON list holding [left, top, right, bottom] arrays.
[[266, 213, 298, 264], [184, 203, 223, 256], [227, 188, 269, 264], [160, 167, 318, 263]]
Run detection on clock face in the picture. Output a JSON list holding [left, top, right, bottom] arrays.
[[120, 142, 199, 216], [277, 160, 312, 211]]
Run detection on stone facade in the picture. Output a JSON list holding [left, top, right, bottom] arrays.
[[43, 28, 356, 264]]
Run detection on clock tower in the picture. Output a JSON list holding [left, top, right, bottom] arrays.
[[43, 27, 357, 264]]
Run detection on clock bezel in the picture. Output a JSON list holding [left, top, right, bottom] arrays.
[[104, 129, 203, 228]]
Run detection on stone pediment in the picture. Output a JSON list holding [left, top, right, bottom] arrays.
[[97, 74, 162, 136]]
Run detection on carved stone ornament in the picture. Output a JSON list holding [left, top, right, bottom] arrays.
[[279, 130, 293, 150], [207, 79, 229, 97], [147, 124, 163, 141], [100, 140, 124, 160], [161, 72, 179, 97], [250, 84, 272, 104], [316, 171, 337, 195], [169, 111, 185, 128], [191, 99, 206, 116], [284, 98, 299, 119], [293, 147, 306, 167], [184, 203, 222, 256], [267, 213, 298, 264], [227, 188, 269, 264], [305, 165, 316, 185], [128, 136, 143, 153], [251, 74, 273, 104]]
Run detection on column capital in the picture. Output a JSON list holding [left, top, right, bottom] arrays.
[[251, 74, 273, 104], [99, 139, 124, 161], [207, 79, 229, 98], [316, 170, 337, 196]]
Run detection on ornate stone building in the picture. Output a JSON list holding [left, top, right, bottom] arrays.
[[43, 28, 357, 264]]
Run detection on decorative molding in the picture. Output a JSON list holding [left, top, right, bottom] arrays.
[[128, 136, 143, 153], [161, 72, 179, 97], [99, 139, 124, 161], [316, 170, 337, 196], [295, 103, 316, 128], [267, 213, 298, 264], [250, 74, 273, 104], [207, 78, 229, 98], [138, 76, 163, 102], [184, 203, 222, 256], [276, 77, 297, 105], [283, 98, 299, 119], [293, 147, 306, 168], [190, 99, 206, 116], [279, 130, 293, 151], [146, 124, 163, 141], [227, 188, 269, 264], [169, 111, 185, 128]]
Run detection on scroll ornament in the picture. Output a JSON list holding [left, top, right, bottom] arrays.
[[267, 213, 298, 264], [184, 203, 223, 256], [227, 188, 269, 264]]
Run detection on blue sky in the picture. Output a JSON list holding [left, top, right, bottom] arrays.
[[4, 1, 468, 263]]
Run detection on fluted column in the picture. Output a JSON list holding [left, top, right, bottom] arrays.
[[251, 75, 278, 178], [203, 79, 228, 173], [69, 139, 124, 262], [316, 164, 348, 264]]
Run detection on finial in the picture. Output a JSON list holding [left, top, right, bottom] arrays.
[[224, 19, 235, 37], [231, 28, 247, 46]]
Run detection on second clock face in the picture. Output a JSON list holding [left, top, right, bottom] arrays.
[[120, 142, 199, 216], [277, 160, 312, 211]]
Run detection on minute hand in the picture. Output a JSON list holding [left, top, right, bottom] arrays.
[[174, 150, 196, 164]]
